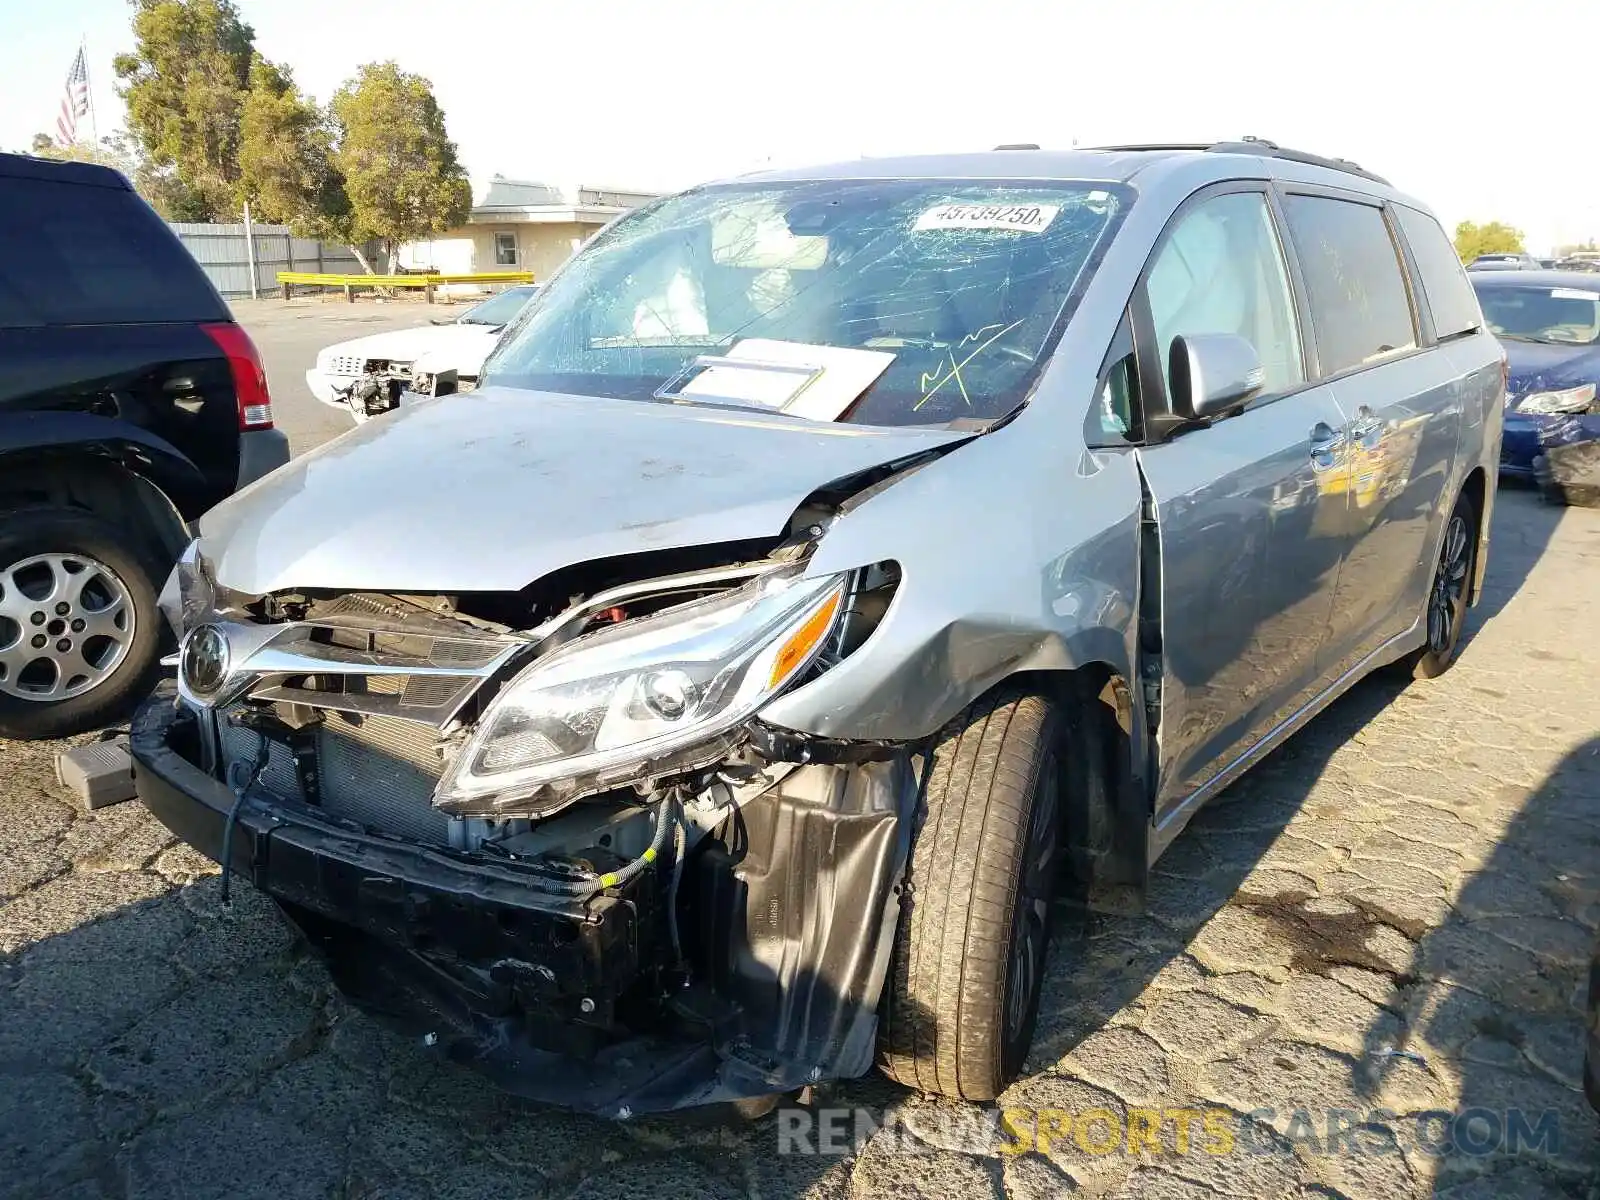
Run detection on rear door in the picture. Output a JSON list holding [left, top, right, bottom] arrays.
[[1275, 191, 1467, 677], [0, 163, 240, 513], [1121, 184, 1352, 823]]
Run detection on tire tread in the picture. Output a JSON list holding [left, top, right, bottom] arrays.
[[878, 685, 1059, 1100]]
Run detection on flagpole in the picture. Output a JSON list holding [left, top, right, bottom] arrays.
[[82, 35, 99, 147]]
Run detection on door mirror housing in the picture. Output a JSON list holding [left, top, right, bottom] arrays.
[[1168, 333, 1265, 421]]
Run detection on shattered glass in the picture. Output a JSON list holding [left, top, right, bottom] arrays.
[[484, 179, 1131, 426]]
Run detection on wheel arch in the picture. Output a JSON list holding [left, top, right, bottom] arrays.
[[1458, 464, 1489, 605], [996, 663, 1150, 892], [0, 451, 192, 577], [0, 411, 211, 520]]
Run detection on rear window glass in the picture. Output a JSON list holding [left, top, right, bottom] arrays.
[[1395, 206, 1482, 340], [1282, 195, 1417, 376], [0, 176, 225, 326]]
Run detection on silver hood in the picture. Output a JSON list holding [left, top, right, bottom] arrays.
[[199, 387, 967, 594]]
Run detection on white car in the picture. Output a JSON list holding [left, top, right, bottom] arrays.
[[305, 285, 539, 421]]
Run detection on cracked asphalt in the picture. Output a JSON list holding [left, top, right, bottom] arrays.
[[2, 303, 1599, 1198]]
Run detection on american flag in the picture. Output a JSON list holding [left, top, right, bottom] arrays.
[[56, 48, 90, 146]]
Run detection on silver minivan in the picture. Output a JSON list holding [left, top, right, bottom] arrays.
[[134, 139, 1503, 1114]]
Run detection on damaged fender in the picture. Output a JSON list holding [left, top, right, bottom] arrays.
[[762, 418, 1145, 743]]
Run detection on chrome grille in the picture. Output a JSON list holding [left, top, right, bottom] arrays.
[[219, 706, 451, 845]]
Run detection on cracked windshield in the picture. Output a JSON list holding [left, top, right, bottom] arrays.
[[485, 181, 1128, 425]]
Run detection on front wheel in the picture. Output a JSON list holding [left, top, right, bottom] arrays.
[[1400, 489, 1478, 680], [878, 686, 1063, 1101], [0, 508, 162, 740]]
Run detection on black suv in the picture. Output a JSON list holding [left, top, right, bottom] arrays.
[[0, 153, 288, 739]]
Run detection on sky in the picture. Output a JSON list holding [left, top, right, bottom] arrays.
[[2, 0, 1597, 253]]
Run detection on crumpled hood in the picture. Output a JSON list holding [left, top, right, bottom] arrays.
[[1504, 340, 1600, 405], [317, 323, 501, 369], [199, 387, 967, 595]]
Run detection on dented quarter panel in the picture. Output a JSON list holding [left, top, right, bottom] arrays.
[[195, 387, 966, 596]]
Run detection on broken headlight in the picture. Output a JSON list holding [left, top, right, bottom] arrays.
[[433, 569, 846, 816], [1518, 383, 1596, 415]]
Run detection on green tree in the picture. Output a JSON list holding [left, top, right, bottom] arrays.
[[331, 62, 472, 272], [237, 58, 351, 242], [1453, 220, 1526, 263], [113, 0, 255, 220]]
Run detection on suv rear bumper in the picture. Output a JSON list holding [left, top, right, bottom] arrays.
[[238, 428, 290, 489]]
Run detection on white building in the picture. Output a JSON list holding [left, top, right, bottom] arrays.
[[395, 178, 659, 281]]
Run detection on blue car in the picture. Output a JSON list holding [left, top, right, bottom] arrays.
[[1473, 271, 1600, 506]]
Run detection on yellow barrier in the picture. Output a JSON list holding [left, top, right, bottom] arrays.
[[275, 270, 535, 301]]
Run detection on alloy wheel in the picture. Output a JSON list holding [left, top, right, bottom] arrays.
[[0, 553, 137, 701], [1426, 513, 1470, 655]]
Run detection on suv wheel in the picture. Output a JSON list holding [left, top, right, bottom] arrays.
[[0, 508, 162, 740], [878, 686, 1063, 1101]]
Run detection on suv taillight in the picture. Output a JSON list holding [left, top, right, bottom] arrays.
[[200, 322, 274, 431]]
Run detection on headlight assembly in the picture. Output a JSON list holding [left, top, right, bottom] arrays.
[[1518, 383, 1596, 415], [433, 569, 847, 817]]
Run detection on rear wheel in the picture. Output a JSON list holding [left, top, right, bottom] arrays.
[[878, 686, 1063, 1101], [0, 508, 162, 740], [1399, 489, 1477, 680]]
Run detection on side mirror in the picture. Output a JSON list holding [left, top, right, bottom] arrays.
[[1168, 333, 1265, 420]]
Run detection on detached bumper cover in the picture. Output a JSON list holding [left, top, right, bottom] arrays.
[[130, 687, 908, 1116]]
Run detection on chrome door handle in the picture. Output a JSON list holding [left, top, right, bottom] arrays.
[[1309, 421, 1344, 471], [1349, 404, 1384, 447]]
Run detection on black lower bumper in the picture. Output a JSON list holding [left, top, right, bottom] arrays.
[[131, 687, 909, 1116]]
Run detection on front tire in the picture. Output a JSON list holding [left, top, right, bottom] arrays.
[[0, 508, 162, 740], [878, 686, 1063, 1101]]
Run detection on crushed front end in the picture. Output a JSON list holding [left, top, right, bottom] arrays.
[[1533, 413, 1600, 507], [131, 545, 914, 1116]]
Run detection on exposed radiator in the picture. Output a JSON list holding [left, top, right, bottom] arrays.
[[219, 706, 452, 845]]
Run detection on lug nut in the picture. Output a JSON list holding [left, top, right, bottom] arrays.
[[57, 639, 72, 653], [579, 997, 596, 1014], [29, 612, 44, 626], [31, 634, 46, 649], [70, 619, 85, 633], [54, 602, 70, 616]]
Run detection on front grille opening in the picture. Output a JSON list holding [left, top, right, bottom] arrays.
[[221, 705, 452, 844]]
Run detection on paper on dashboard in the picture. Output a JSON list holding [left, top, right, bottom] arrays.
[[678, 338, 896, 421]]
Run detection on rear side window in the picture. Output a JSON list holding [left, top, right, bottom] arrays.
[[1281, 195, 1417, 376], [0, 176, 225, 327], [1395, 206, 1482, 339]]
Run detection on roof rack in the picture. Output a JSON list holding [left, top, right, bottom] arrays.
[[1083, 136, 1390, 186], [1209, 137, 1390, 185]]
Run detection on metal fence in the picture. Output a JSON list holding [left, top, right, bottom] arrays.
[[167, 222, 369, 300]]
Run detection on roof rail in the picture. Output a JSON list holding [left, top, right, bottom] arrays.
[[993, 143, 1041, 150], [1079, 137, 1390, 186], [1207, 136, 1391, 185], [1084, 143, 1213, 154]]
